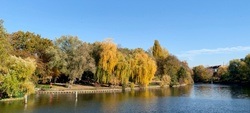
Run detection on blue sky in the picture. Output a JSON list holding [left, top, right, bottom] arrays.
[[1, 0, 250, 67]]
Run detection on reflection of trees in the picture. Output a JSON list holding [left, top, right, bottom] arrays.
[[0, 94, 38, 113], [194, 85, 213, 98], [230, 86, 250, 98], [21, 93, 78, 112], [83, 87, 190, 109], [154, 88, 171, 97], [171, 85, 193, 97], [0, 86, 195, 112], [0, 100, 26, 113]]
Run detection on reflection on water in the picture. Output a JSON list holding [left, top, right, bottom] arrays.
[[191, 84, 232, 99], [0, 84, 250, 113], [191, 84, 250, 100]]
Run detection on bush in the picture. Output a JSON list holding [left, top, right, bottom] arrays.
[[170, 82, 179, 87], [0, 56, 36, 97], [160, 75, 171, 87], [130, 83, 135, 90]]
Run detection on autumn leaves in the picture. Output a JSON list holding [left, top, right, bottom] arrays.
[[96, 40, 156, 87]]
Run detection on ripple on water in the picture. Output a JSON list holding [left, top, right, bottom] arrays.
[[0, 84, 250, 113]]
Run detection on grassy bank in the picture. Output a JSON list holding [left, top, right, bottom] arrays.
[[0, 97, 24, 102]]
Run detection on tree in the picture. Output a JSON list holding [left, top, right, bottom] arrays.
[[52, 36, 96, 84], [162, 55, 181, 84], [244, 54, 250, 84], [244, 54, 250, 66], [0, 20, 5, 36], [0, 56, 36, 98], [151, 40, 193, 85], [152, 40, 169, 59], [177, 66, 187, 83], [217, 66, 229, 82], [152, 40, 170, 79], [9, 31, 53, 56], [46, 46, 67, 82], [0, 20, 12, 75], [114, 51, 132, 86], [193, 65, 213, 83], [130, 49, 157, 87], [152, 40, 164, 58], [8, 31, 53, 83], [244, 54, 250, 83], [228, 59, 248, 83], [214, 54, 250, 84], [179, 61, 194, 84], [96, 39, 118, 84]]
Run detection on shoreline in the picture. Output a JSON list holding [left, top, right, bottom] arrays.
[[36, 85, 163, 94], [36, 84, 189, 94], [0, 97, 24, 102], [1, 84, 189, 101]]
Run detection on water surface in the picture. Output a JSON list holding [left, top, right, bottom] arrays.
[[1, 84, 250, 113]]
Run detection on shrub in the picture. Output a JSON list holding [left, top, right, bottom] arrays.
[[130, 83, 135, 90]]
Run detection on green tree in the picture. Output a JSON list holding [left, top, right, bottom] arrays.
[[46, 45, 67, 82], [217, 66, 229, 82], [8, 31, 53, 83], [244, 54, 250, 66], [0, 56, 36, 98], [53, 36, 96, 84], [179, 61, 194, 84], [228, 59, 248, 83], [177, 66, 187, 83], [244, 54, 250, 83], [0, 20, 5, 36], [162, 55, 181, 84], [0, 20, 12, 75], [151, 40, 170, 79], [114, 51, 132, 86], [193, 65, 213, 83]]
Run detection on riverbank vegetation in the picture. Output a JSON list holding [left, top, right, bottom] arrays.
[[193, 54, 250, 85], [0, 19, 192, 99]]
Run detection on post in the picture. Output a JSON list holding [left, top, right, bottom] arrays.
[[75, 91, 78, 108], [24, 94, 28, 104], [75, 91, 78, 100]]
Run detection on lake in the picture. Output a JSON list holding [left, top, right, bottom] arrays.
[[1, 84, 250, 113]]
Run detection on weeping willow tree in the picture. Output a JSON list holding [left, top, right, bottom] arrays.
[[96, 39, 118, 84], [130, 49, 157, 87], [114, 52, 132, 86]]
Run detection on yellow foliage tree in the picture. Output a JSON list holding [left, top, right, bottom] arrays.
[[152, 40, 169, 59], [114, 52, 132, 86], [131, 49, 157, 87], [96, 39, 118, 84]]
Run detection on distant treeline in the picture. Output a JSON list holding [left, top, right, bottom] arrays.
[[0, 20, 193, 98], [193, 55, 250, 85]]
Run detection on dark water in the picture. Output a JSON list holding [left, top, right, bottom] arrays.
[[1, 84, 250, 113]]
